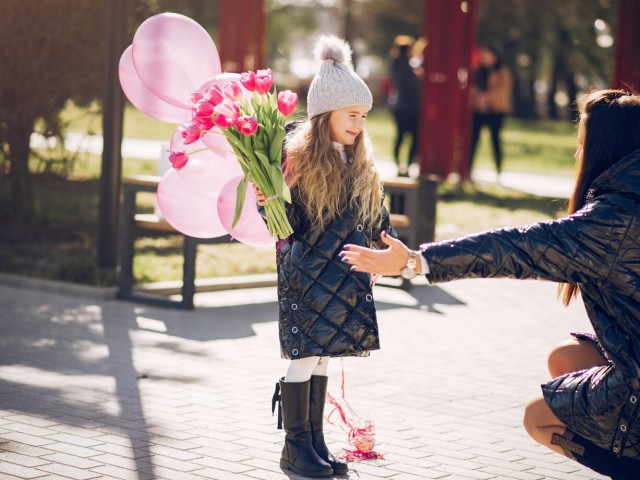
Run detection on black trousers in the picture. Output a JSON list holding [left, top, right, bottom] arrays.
[[469, 111, 505, 173], [392, 109, 419, 166]]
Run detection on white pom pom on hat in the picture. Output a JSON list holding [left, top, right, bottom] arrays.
[[307, 35, 373, 118], [313, 35, 352, 64]]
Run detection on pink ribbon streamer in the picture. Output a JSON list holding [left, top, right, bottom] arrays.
[[325, 359, 384, 462]]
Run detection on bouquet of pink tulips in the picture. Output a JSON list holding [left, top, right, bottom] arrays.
[[172, 68, 298, 241]]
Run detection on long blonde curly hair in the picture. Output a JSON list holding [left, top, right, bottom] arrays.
[[284, 113, 383, 229]]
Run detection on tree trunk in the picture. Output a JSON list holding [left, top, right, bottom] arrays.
[[565, 70, 579, 121], [512, 74, 537, 119], [548, 54, 561, 119], [7, 121, 34, 219]]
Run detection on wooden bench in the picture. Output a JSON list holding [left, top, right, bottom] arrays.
[[117, 174, 435, 309], [384, 177, 421, 250], [118, 175, 232, 310]]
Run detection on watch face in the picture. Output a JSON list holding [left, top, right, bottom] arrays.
[[401, 267, 416, 279]]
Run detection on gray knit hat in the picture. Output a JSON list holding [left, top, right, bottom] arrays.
[[307, 35, 373, 118]]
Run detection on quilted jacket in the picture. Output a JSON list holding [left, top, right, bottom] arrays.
[[420, 148, 640, 458], [274, 128, 395, 360]]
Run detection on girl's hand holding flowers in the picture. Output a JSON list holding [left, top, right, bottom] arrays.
[[254, 185, 267, 207]]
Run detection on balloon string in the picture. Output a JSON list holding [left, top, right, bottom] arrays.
[[324, 359, 384, 462]]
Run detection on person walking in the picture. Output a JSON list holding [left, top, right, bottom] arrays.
[[340, 89, 640, 480], [256, 35, 395, 478], [468, 45, 512, 178], [388, 37, 421, 176]]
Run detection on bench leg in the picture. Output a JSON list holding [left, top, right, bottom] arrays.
[[182, 236, 198, 310], [118, 189, 136, 299]]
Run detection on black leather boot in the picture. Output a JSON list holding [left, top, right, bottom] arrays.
[[310, 375, 349, 475], [277, 378, 333, 477], [552, 430, 639, 479]]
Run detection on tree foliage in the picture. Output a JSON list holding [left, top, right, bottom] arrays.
[[0, 0, 152, 218], [476, 0, 617, 118]]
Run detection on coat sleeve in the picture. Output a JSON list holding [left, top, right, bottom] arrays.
[[421, 199, 627, 284]]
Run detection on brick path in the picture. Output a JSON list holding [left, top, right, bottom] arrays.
[[0, 276, 609, 480]]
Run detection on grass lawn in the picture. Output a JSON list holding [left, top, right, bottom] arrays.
[[0, 104, 574, 286]]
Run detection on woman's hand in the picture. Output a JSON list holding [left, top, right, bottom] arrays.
[[340, 231, 410, 275], [254, 185, 266, 206]]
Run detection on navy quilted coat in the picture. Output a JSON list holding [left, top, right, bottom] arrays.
[[274, 131, 395, 360], [420, 149, 640, 459]]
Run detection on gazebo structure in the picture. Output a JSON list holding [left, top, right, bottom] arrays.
[[98, 0, 640, 269]]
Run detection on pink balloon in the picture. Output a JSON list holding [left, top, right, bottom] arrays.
[[170, 127, 237, 164], [157, 168, 227, 239], [217, 175, 274, 248], [198, 127, 239, 162], [119, 45, 191, 123], [172, 139, 242, 199], [132, 13, 222, 108], [197, 73, 253, 101]]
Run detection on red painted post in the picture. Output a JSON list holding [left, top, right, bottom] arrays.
[[219, 0, 265, 72], [419, 0, 476, 180], [614, 0, 640, 90]]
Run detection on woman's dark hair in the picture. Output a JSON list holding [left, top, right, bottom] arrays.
[[482, 44, 503, 69], [559, 89, 640, 305]]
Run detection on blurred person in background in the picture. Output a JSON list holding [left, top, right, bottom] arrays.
[[388, 35, 421, 177], [468, 45, 512, 179]]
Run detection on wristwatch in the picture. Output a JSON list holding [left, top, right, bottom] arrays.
[[400, 250, 418, 279]]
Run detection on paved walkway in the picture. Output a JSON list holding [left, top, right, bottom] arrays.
[[7, 133, 601, 479], [0, 277, 607, 480]]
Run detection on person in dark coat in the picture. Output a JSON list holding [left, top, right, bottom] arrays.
[[256, 35, 395, 478], [340, 89, 640, 479], [388, 38, 421, 176]]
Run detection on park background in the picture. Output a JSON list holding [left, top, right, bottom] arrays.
[[0, 0, 625, 291]]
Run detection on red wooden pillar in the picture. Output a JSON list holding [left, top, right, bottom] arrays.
[[614, 0, 640, 89], [419, 0, 476, 179], [219, 0, 265, 72]]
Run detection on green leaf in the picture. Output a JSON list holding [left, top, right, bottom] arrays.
[[255, 150, 270, 168], [232, 174, 250, 228], [269, 125, 286, 161], [269, 163, 291, 203]]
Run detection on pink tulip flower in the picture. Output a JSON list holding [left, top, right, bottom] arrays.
[[240, 71, 256, 92], [195, 115, 214, 131], [169, 151, 189, 170], [188, 90, 203, 106], [277, 90, 298, 116], [179, 122, 201, 145], [254, 68, 274, 94], [237, 116, 258, 136], [213, 99, 240, 128], [194, 100, 214, 120], [223, 81, 243, 102], [203, 84, 224, 106]]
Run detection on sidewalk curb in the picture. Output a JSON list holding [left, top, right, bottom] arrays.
[[0, 272, 118, 300]]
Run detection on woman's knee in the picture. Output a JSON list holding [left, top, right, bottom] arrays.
[[522, 398, 542, 438], [547, 339, 580, 378], [547, 339, 607, 378], [522, 396, 563, 440]]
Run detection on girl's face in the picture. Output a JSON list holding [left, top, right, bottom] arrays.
[[328, 105, 369, 145]]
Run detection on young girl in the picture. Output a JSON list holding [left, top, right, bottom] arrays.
[[257, 35, 395, 477]]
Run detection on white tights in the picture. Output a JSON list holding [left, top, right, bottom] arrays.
[[285, 356, 329, 383]]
